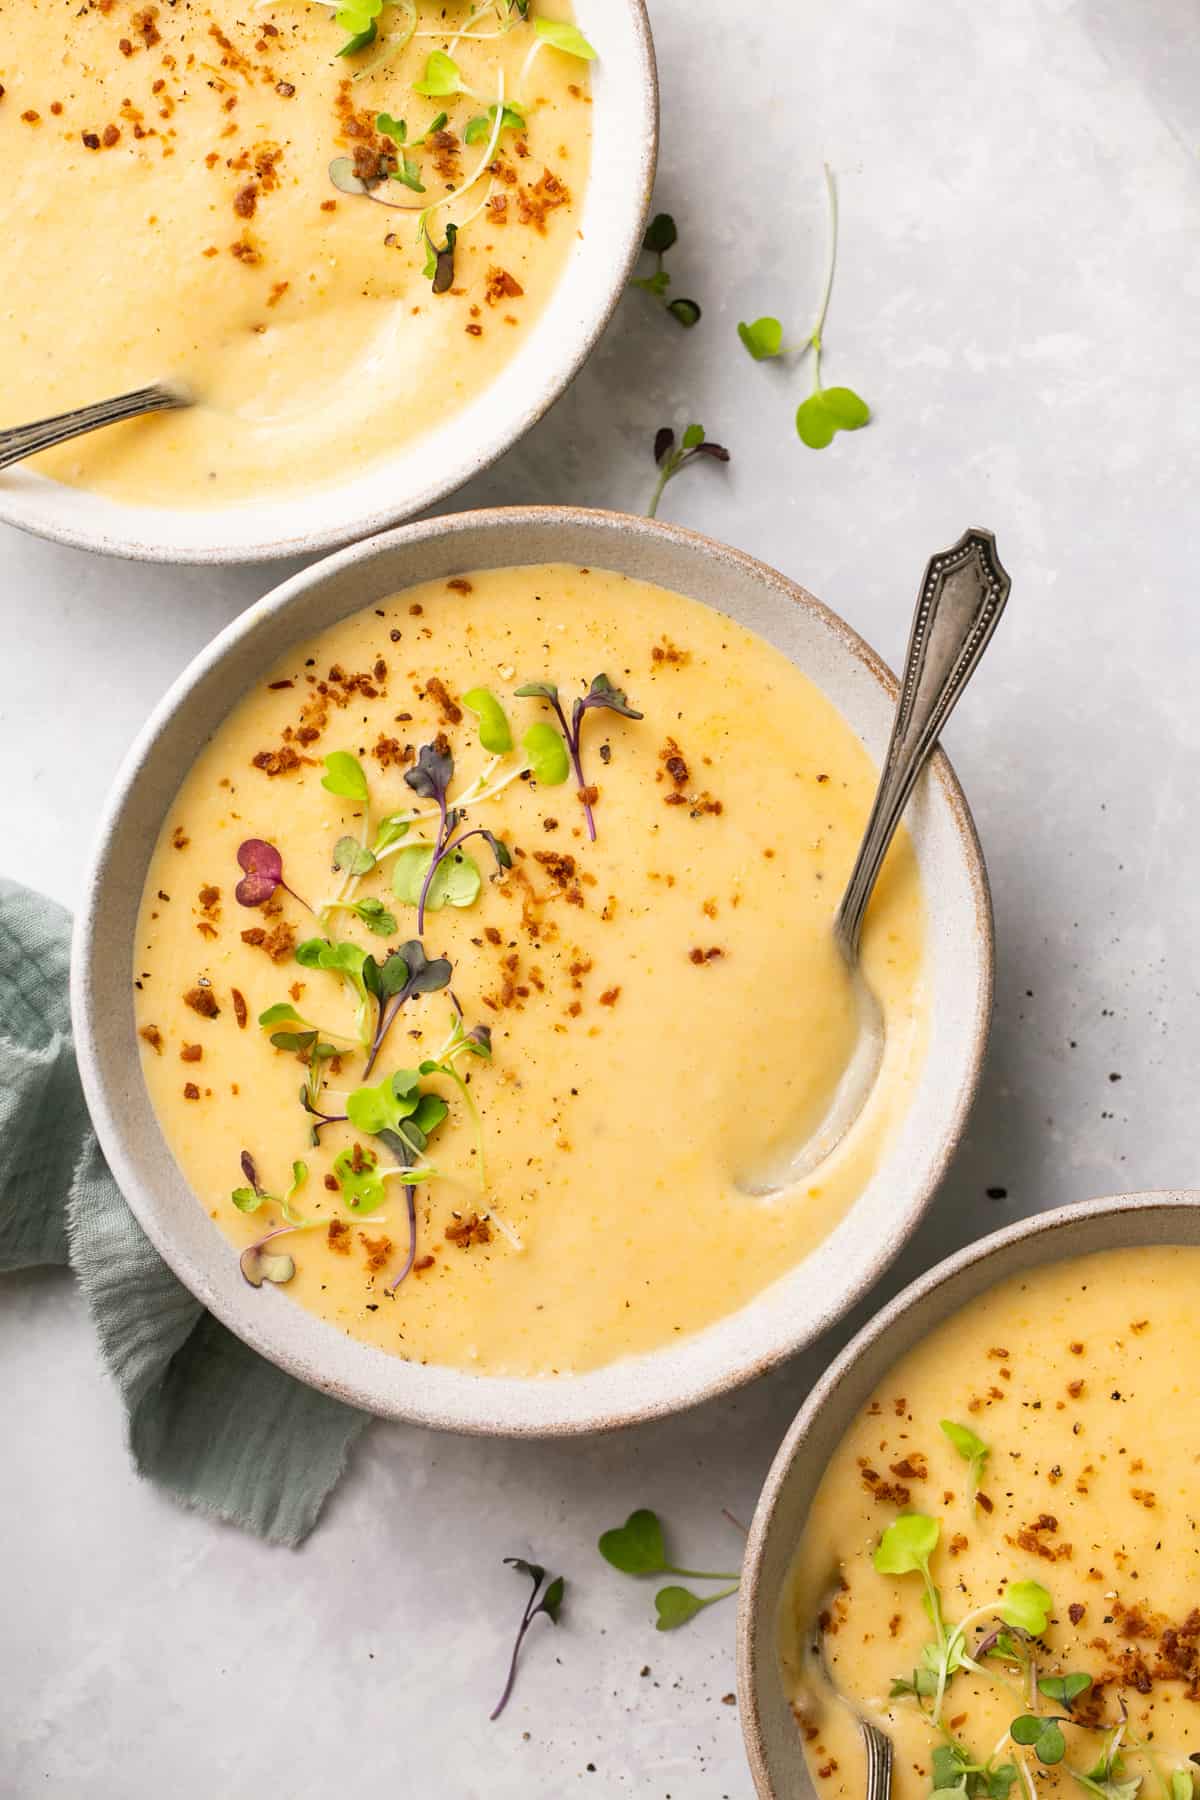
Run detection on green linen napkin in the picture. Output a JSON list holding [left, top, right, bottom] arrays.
[[0, 876, 369, 1545]]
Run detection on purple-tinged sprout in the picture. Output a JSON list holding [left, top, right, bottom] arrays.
[[388, 1184, 419, 1292], [234, 839, 311, 912], [240, 1149, 260, 1190], [239, 1223, 297, 1288], [235, 838, 284, 906]]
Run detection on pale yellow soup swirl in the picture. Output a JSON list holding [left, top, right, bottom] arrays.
[[133, 564, 926, 1376], [0, 0, 588, 505], [786, 1246, 1200, 1800]]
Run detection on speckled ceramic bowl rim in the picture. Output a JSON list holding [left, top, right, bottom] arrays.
[[0, 0, 657, 566], [71, 505, 993, 1434], [737, 1189, 1200, 1798]]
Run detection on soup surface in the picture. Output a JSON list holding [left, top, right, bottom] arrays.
[[786, 1247, 1200, 1800], [133, 564, 926, 1376], [0, 0, 589, 506]]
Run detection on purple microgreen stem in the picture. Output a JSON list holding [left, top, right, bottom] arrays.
[[490, 1560, 565, 1721]]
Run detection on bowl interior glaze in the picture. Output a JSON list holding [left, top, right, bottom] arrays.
[[0, 0, 657, 565], [72, 507, 993, 1434], [737, 1192, 1200, 1799]]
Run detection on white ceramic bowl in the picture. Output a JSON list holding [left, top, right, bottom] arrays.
[[71, 507, 993, 1433], [0, 3, 656, 565], [736, 1190, 1200, 1799]]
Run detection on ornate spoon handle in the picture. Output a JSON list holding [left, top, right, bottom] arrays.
[[836, 527, 1011, 958], [0, 382, 188, 470], [862, 1719, 894, 1800]]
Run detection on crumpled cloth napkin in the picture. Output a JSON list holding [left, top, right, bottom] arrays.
[[0, 876, 368, 1545]]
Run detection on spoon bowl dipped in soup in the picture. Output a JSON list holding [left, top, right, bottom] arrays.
[[73, 510, 992, 1431]]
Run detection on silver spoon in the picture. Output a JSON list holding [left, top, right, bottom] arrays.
[[741, 527, 1011, 1197], [809, 1577, 895, 1800], [0, 381, 190, 471]]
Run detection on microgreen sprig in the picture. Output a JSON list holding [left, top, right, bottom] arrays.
[[736, 165, 871, 449], [234, 838, 312, 912], [334, 0, 381, 57], [647, 423, 731, 520], [490, 1559, 565, 1720], [513, 674, 642, 841], [232, 1151, 313, 1225], [517, 15, 596, 100], [941, 1418, 990, 1505], [396, 740, 513, 933], [629, 212, 701, 328], [598, 1508, 740, 1632], [874, 1512, 1052, 1726]]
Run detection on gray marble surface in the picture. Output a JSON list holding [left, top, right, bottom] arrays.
[[4, 0, 1199, 1792]]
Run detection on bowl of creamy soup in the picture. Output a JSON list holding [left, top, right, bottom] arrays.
[[738, 1191, 1200, 1800], [72, 507, 992, 1431], [0, 1, 654, 563]]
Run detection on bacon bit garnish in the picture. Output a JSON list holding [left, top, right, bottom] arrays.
[[361, 1234, 393, 1274], [180, 1044, 202, 1063], [485, 266, 524, 306], [424, 676, 462, 725], [447, 577, 473, 593], [517, 167, 571, 232], [139, 1024, 164, 1054], [413, 1254, 436, 1273], [445, 1213, 491, 1247], [183, 1082, 200, 1100], [183, 985, 219, 1019], [231, 988, 248, 1029], [172, 825, 190, 849], [598, 987, 621, 1007], [240, 921, 296, 962], [327, 1219, 352, 1255], [251, 745, 304, 776], [688, 946, 725, 965]]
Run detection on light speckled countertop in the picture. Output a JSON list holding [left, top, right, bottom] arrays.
[[4, 1, 1199, 1792]]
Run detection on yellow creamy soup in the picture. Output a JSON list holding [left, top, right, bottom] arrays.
[[0, 0, 588, 505], [786, 1247, 1200, 1800], [133, 565, 926, 1376]]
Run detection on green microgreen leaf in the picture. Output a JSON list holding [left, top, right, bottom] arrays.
[[321, 750, 369, 802], [393, 152, 425, 193], [795, 384, 871, 449], [873, 1512, 940, 1575], [522, 721, 569, 786], [346, 1068, 421, 1137], [334, 0, 381, 56], [532, 17, 596, 59], [1011, 1716, 1066, 1766], [413, 49, 468, 97], [999, 1580, 1052, 1637], [391, 844, 482, 911], [231, 1186, 261, 1213], [599, 1508, 667, 1575], [463, 686, 514, 754], [258, 1001, 307, 1028], [1171, 1775, 1194, 1800], [940, 1418, 990, 1497], [666, 297, 701, 327], [643, 212, 677, 255], [654, 1584, 737, 1631], [332, 1144, 388, 1214], [333, 835, 376, 877], [737, 315, 784, 360], [1038, 1673, 1092, 1709], [351, 896, 398, 936], [376, 111, 406, 144], [464, 102, 526, 145], [373, 813, 411, 854]]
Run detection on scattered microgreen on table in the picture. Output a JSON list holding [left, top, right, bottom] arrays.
[[647, 423, 730, 519], [629, 212, 701, 327], [598, 1508, 740, 1632], [491, 1559, 565, 1720], [737, 165, 871, 449], [514, 675, 642, 841]]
